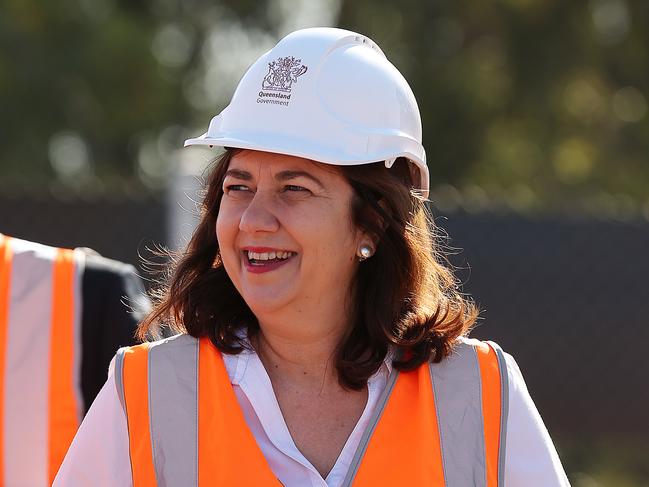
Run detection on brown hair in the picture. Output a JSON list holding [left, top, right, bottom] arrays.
[[138, 149, 478, 389]]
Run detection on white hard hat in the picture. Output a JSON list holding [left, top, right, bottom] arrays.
[[185, 27, 429, 197]]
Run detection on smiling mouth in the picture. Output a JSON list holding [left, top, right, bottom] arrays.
[[243, 250, 297, 267]]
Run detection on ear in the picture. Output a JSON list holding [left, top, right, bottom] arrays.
[[366, 197, 390, 244], [376, 198, 390, 232], [354, 225, 381, 256], [354, 197, 391, 250], [350, 221, 373, 253]]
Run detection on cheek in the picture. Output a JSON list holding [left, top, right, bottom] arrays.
[[216, 206, 240, 256], [216, 210, 244, 288], [305, 212, 358, 265]]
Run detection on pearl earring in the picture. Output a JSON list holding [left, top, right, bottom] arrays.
[[358, 245, 373, 261]]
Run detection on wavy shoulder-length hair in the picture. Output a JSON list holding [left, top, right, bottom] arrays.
[[138, 149, 478, 390]]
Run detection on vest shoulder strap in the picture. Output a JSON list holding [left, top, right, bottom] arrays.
[[115, 333, 197, 406], [429, 338, 509, 487], [115, 334, 201, 487]]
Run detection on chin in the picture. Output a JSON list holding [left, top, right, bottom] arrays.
[[240, 287, 295, 316]]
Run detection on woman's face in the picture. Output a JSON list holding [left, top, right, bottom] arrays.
[[216, 149, 365, 316]]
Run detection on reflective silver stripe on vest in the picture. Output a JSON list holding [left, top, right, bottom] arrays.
[[340, 367, 400, 487], [148, 334, 199, 487], [4, 239, 56, 486], [430, 341, 487, 487], [114, 346, 133, 482], [115, 335, 200, 487], [487, 340, 509, 487], [114, 348, 127, 414]]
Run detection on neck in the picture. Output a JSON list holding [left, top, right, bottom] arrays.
[[251, 307, 352, 392], [247, 277, 359, 392]]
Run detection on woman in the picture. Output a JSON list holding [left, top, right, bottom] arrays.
[[55, 28, 569, 486]]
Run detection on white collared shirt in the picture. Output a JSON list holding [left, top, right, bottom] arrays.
[[227, 345, 391, 486], [54, 342, 570, 486]]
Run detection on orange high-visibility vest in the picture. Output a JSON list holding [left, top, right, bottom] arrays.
[[0, 234, 84, 486], [116, 334, 509, 486]]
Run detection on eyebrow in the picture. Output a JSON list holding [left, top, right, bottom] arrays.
[[224, 169, 326, 190]]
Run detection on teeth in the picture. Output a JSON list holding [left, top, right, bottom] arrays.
[[247, 250, 293, 261]]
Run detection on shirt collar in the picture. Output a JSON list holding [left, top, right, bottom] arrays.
[[223, 334, 396, 385]]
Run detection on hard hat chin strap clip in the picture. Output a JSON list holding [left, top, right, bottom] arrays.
[[384, 157, 397, 168]]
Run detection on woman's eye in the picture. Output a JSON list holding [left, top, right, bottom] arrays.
[[223, 184, 309, 195], [283, 185, 309, 193], [224, 184, 250, 193]]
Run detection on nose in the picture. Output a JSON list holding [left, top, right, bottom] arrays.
[[238, 191, 280, 234]]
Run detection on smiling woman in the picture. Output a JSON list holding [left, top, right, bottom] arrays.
[[218, 151, 361, 325], [54, 27, 569, 487], [134, 147, 474, 390]]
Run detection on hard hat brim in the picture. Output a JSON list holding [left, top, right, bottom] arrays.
[[184, 133, 429, 198]]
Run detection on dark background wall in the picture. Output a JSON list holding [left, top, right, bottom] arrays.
[[442, 210, 649, 442], [0, 191, 166, 267], [2, 193, 646, 476]]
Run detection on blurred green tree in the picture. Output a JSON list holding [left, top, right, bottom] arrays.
[[0, 0, 274, 189], [339, 0, 649, 212], [1, 0, 648, 213]]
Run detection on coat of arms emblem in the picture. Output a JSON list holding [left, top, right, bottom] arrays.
[[262, 56, 308, 92]]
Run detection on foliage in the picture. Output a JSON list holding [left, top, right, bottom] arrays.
[[559, 436, 649, 486], [338, 0, 649, 211], [1, 0, 648, 210]]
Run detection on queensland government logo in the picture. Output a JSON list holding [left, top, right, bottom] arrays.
[[257, 56, 308, 107]]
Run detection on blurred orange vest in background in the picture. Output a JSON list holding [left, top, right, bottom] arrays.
[[0, 234, 83, 486]]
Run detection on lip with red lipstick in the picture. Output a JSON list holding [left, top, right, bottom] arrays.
[[241, 246, 297, 274]]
